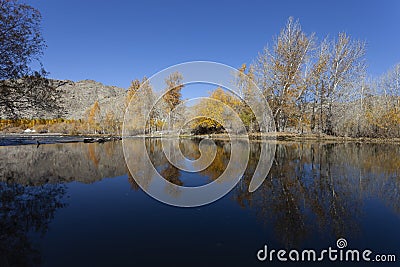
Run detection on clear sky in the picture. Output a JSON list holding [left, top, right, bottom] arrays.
[[25, 0, 400, 89]]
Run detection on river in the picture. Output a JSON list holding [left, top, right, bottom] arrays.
[[0, 138, 399, 266]]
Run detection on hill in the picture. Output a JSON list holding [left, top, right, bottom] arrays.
[[1, 79, 127, 121], [59, 79, 126, 121]]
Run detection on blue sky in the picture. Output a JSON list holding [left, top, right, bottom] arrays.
[[25, 0, 400, 90]]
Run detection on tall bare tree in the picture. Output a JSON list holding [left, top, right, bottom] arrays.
[[309, 39, 329, 133], [255, 17, 314, 131], [323, 33, 366, 135]]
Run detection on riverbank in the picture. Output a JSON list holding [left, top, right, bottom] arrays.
[[1, 132, 400, 146], [179, 132, 400, 144], [0, 133, 121, 146]]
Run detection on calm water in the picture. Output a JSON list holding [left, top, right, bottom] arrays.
[[0, 138, 399, 266]]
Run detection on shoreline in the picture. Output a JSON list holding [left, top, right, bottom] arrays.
[[1, 132, 400, 146], [180, 133, 400, 144], [0, 133, 121, 146]]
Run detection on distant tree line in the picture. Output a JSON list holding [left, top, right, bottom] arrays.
[[250, 17, 400, 137], [192, 17, 400, 138], [124, 72, 185, 135]]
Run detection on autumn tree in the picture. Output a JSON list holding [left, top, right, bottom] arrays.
[[103, 111, 120, 134], [163, 72, 184, 110], [254, 17, 314, 131], [251, 17, 369, 136], [236, 64, 260, 132], [162, 72, 184, 131], [124, 77, 157, 134], [87, 101, 100, 133], [125, 79, 141, 109], [192, 87, 240, 134]]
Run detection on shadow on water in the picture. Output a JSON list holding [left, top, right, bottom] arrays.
[[0, 139, 399, 266], [0, 141, 125, 266], [0, 183, 66, 266]]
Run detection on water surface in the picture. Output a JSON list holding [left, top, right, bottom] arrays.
[[0, 139, 399, 266]]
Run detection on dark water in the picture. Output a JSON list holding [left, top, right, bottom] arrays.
[[0, 139, 399, 266]]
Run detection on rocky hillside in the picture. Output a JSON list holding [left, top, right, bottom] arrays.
[[3, 79, 127, 121], [60, 80, 126, 120]]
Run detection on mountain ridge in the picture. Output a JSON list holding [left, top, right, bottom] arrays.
[[2, 78, 127, 121]]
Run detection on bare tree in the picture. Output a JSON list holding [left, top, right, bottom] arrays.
[[254, 17, 314, 131], [381, 63, 400, 100], [0, 74, 65, 119], [365, 63, 400, 137], [0, 0, 61, 118], [309, 39, 329, 133], [0, 0, 45, 79], [323, 33, 366, 135]]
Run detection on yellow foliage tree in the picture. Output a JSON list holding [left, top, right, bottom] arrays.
[[125, 79, 141, 109], [192, 87, 240, 133], [87, 101, 100, 133], [163, 72, 184, 111]]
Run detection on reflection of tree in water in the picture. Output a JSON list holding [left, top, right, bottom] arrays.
[[233, 142, 400, 248], [127, 138, 232, 201], [245, 143, 309, 248], [197, 140, 230, 182], [86, 143, 100, 167], [147, 138, 231, 185], [124, 139, 159, 191], [127, 169, 140, 191], [145, 138, 183, 186], [177, 138, 231, 182], [160, 165, 182, 186], [126, 138, 400, 248], [0, 142, 127, 185], [178, 139, 201, 160], [0, 182, 66, 267], [305, 144, 363, 240]]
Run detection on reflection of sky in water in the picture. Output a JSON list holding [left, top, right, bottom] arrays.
[[0, 140, 399, 266]]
